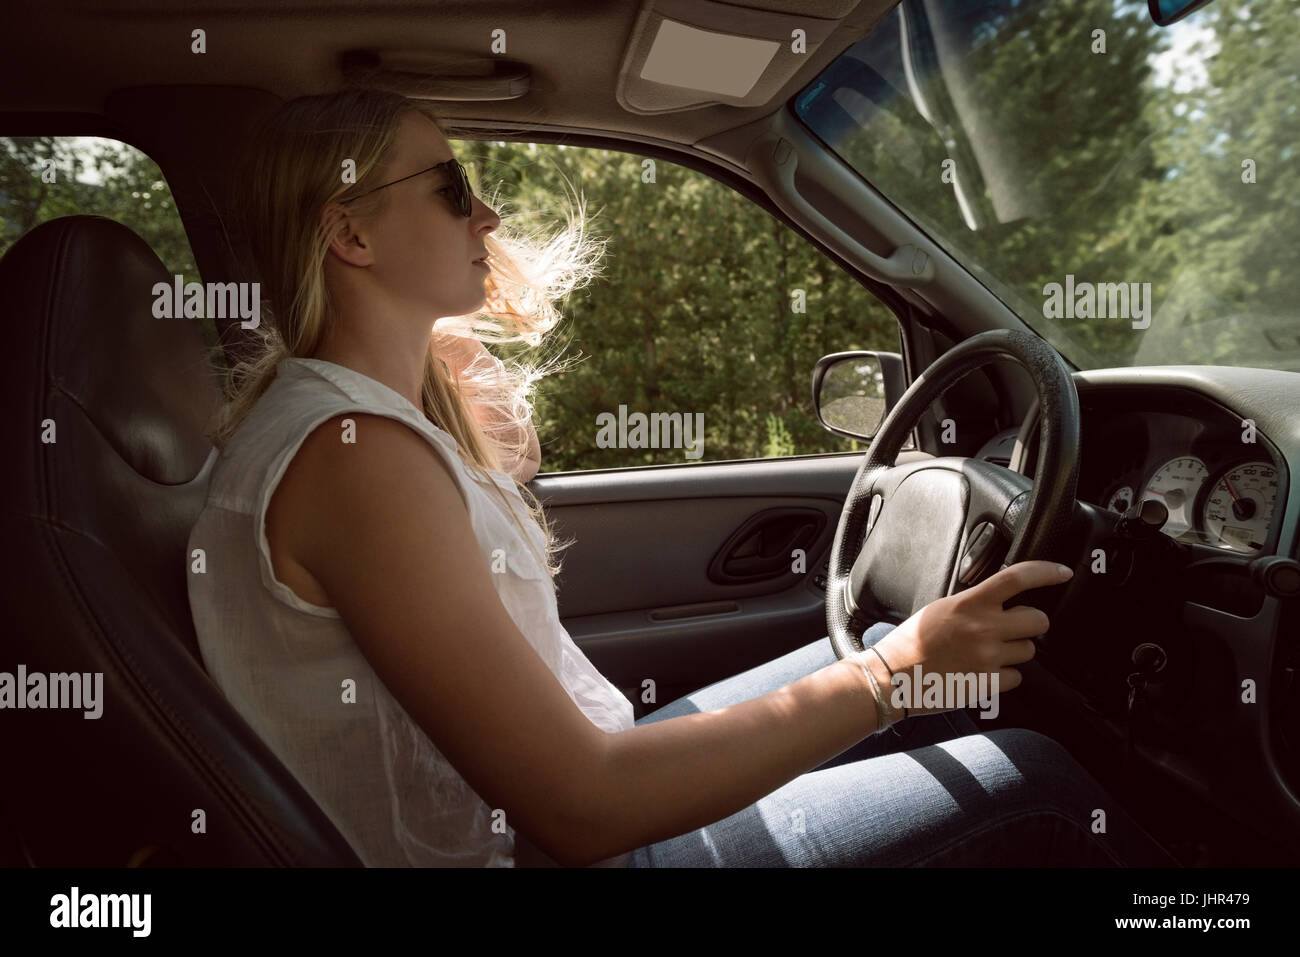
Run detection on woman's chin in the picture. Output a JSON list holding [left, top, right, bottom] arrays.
[[436, 290, 490, 319]]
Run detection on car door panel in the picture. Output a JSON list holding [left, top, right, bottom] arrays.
[[537, 449, 932, 714]]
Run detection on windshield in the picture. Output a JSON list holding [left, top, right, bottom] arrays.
[[794, 0, 1300, 372]]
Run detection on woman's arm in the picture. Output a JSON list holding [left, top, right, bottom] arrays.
[[282, 412, 1058, 866], [433, 333, 541, 483], [277, 415, 894, 866]]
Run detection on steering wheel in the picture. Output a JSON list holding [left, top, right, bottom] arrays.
[[827, 329, 1081, 661]]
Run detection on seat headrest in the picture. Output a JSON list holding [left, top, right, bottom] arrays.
[[0, 215, 223, 482]]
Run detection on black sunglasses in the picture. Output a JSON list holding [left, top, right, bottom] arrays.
[[339, 158, 473, 217]]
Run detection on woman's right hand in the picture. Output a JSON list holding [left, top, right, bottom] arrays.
[[867, 560, 1073, 719]]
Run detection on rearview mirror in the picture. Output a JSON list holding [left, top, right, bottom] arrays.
[[1147, 0, 1215, 26], [812, 351, 906, 441]]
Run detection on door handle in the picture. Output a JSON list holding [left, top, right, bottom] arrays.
[[708, 507, 828, 585]]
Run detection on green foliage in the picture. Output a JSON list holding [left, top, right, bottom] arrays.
[[456, 140, 901, 471], [764, 414, 797, 458]]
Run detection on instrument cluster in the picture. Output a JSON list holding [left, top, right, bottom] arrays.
[[1101, 455, 1278, 552], [1078, 391, 1284, 554]]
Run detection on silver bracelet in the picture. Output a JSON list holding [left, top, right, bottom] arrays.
[[852, 651, 898, 733], [870, 645, 907, 720]]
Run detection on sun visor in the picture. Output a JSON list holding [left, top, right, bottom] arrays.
[[616, 0, 859, 114]]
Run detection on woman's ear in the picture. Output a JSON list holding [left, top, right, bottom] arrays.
[[319, 202, 374, 267]]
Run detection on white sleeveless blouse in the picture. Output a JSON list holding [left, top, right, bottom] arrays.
[[186, 357, 635, 866]]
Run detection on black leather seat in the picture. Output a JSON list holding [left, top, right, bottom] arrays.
[[0, 215, 362, 865]]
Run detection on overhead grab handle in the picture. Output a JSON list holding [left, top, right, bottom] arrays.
[[339, 50, 531, 101], [750, 135, 936, 289]]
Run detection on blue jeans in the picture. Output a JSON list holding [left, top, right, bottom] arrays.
[[627, 622, 1178, 867]]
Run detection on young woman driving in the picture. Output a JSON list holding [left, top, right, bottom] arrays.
[[187, 88, 1176, 868]]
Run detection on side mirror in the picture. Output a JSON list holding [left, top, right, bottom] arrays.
[[812, 351, 907, 441], [1147, 0, 1215, 26]]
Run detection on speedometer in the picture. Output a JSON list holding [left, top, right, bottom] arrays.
[[1140, 456, 1208, 539], [1202, 462, 1278, 552]]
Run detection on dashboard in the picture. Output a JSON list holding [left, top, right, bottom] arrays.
[[970, 367, 1300, 862], [977, 382, 1290, 556]]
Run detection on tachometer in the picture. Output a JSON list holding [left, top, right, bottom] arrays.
[[1202, 462, 1277, 552], [1140, 456, 1208, 539], [1106, 485, 1136, 514]]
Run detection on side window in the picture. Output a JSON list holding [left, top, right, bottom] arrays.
[[452, 140, 902, 473], [0, 136, 213, 349]]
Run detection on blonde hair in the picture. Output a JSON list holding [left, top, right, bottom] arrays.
[[208, 88, 603, 583]]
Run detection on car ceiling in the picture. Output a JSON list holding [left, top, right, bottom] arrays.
[[2, 0, 897, 151]]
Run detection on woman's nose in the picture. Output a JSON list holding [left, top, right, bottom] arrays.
[[471, 193, 500, 232]]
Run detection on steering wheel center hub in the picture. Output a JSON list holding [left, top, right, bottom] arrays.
[[849, 467, 969, 620]]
